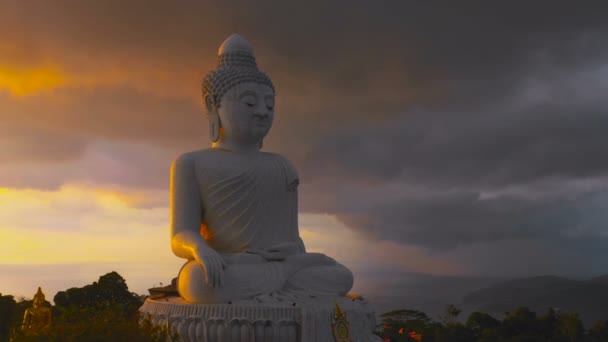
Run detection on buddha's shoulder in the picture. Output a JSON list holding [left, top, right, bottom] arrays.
[[172, 149, 298, 173], [171, 149, 218, 168], [174, 149, 294, 161], [262, 151, 297, 167], [261, 151, 292, 162], [173, 149, 211, 164], [262, 152, 299, 179]]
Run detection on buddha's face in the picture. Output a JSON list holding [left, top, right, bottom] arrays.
[[217, 82, 275, 146], [33, 295, 44, 308]]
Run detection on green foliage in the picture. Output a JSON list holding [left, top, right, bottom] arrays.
[[556, 312, 584, 342], [502, 306, 542, 339], [53, 272, 141, 310], [381, 309, 432, 325], [438, 304, 462, 325], [376, 306, 595, 342], [431, 323, 475, 342], [588, 320, 608, 342], [377, 309, 432, 341], [9, 304, 174, 342], [3, 273, 605, 342], [0, 294, 17, 341], [5, 272, 176, 342], [466, 311, 501, 341]]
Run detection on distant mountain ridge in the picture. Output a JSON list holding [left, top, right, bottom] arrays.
[[462, 274, 608, 325], [589, 274, 608, 284]]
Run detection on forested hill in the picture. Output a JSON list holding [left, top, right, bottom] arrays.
[[463, 274, 608, 325]]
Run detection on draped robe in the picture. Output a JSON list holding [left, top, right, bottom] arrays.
[[172, 149, 353, 304]]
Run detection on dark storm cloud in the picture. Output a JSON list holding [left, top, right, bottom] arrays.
[[0, 87, 205, 162], [262, 1, 608, 253], [294, 65, 608, 249], [297, 93, 608, 188], [312, 186, 608, 249]]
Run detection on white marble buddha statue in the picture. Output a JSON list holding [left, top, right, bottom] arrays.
[[172, 34, 354, 304]]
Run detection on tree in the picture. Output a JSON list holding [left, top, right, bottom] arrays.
[[440, 304, 462, 325], [377, 309, 433, 341], [555, 312, 584, 342], [0, 293, 17, 341], [588, 320, 608, 342], [54, 271, 141, 310], [380, 309, 432, 325], [502, 306, 542, 340], [466, 311, 501, 341], [534, 308, 563, 341], [431, 322, 475, 342], [9, 272, 176, 342]]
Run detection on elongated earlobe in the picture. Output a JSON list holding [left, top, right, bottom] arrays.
[[209, 114, 221, 143], [205, 94, 221, 143]]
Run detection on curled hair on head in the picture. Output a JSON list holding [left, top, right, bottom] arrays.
[[202, 51, 275, 111]]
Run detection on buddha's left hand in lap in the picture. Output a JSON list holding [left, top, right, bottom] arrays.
[[245, 241, 302, 261]]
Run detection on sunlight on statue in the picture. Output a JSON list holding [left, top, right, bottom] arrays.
[[171, 34, 354, 304]]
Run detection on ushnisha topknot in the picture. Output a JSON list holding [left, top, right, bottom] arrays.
[[202, 34, 275, 108]]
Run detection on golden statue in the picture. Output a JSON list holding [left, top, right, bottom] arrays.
[[21, 287, 52, 335]]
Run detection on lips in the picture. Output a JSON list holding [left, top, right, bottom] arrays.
[[253, 118, 270, 127]]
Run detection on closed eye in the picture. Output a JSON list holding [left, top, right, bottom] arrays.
[[240, 94, 257, 107], [265, 96, 275, 110]]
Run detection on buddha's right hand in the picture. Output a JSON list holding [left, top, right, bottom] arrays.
[[192, 244, 227, 288]]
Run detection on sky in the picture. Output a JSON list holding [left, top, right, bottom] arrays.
[[1, 0, 608, 304]]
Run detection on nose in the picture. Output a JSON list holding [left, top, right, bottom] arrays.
[[253, 101, 271, 118]]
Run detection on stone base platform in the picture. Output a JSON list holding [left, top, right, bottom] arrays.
[[139, 296, 382, 342]]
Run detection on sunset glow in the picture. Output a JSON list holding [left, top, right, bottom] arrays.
[[0, 185, 170, 264], [0, 183, 428, 298], [0, 66, 65, 96], [1, 3, 607, 330]]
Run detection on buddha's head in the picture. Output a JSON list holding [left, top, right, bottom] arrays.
[[32, 287, 45, 308], [202, 34, 275, 150]]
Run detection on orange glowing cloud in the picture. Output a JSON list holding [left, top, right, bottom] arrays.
[[0, 65, 66, 96], [0, 58, 205, 100]]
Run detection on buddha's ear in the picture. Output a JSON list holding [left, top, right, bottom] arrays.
[[205, 95, 222, 143], [209, 114, 221, 143], [204, 94, 216, 114]]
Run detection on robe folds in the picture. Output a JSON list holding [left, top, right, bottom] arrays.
[[172, 149, 353, 303]]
